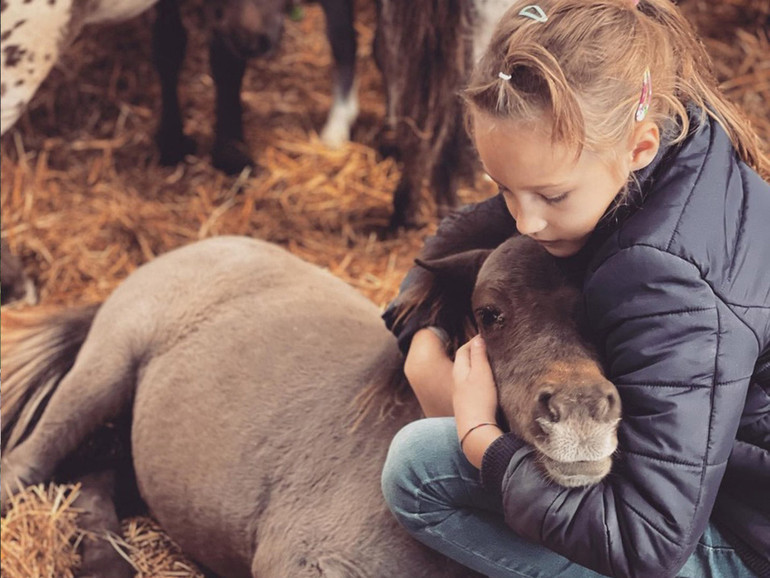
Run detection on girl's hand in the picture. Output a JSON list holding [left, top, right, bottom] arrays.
[[453, 335, 503, 468]]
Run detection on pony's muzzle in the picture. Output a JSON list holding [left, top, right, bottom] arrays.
[[532, 379, 621, 486]]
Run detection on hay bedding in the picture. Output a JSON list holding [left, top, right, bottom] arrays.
[[0, 0, 463, 312], [0, 0, 767, 575]]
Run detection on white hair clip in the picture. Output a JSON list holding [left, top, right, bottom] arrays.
[[498, 72, 512, 81], [519, 5, 548, 22]]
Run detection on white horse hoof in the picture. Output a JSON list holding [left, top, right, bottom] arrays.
[[320, 122, 350, 149], [320, 89, 359, 149]]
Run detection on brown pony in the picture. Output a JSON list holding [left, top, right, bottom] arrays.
[[0, 235, 619, 577]]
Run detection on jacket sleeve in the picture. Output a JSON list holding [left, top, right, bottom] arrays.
[[479, 246, 758, 577], [382, 193, 516, 354]]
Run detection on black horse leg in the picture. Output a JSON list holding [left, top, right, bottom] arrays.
[[370, 0, 401, 162], [209, 34, 254, 174], [318, 0, 358, 147], [430, 121, 466, 219], [389, 158, 425, 231], [71, 470, 134, 578], [152, 0, 195, 165]]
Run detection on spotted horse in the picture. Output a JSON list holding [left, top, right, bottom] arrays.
[[0, 0, 359, 173]]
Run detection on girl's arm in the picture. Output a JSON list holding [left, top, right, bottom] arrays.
[[404, 327, 454, 416]]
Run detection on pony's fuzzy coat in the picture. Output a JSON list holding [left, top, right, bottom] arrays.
[[1, 235, 618, 576]]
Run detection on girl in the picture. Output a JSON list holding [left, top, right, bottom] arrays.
[[380, 1, 770, 577]]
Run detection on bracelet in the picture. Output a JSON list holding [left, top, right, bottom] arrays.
[[459, 422, 499, 449]]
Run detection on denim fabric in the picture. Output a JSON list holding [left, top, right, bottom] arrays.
[[381, 418, 757, 578]]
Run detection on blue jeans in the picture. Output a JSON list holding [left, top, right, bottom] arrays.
[[381, 417, 757, 578]]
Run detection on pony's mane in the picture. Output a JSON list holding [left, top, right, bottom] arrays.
[[356, 225, 500, 428], [390, 273, 477, 356], [348, 343, 414, 432]]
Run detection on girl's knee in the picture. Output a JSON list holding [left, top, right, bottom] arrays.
[[381, 418, 457, 515]]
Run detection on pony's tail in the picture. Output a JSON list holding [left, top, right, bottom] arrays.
[[1, 304, 101, 452]]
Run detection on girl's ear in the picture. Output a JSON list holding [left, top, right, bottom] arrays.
[[629, 120, 660, 171]]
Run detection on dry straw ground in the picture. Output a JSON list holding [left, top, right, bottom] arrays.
[[1, 0, 768, 576]]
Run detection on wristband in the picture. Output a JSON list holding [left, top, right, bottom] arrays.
[[459, 422, 499, 449]]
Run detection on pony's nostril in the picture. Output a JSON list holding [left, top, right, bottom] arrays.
[[602, 388, 621, 420], [538, 391, 560, 422], [587, 386, 620, 421]]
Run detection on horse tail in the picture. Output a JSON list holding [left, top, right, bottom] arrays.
[[1, 303, 101, 452]]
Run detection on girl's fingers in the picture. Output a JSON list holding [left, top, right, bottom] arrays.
[[453, 335, 499, 425], [452, 341, 471, 381], [466, 336, 493, 379], [453, 336, 491, 383], [469, 335, 486, 364]]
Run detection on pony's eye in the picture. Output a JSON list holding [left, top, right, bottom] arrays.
[[476, 306, 505, 328]]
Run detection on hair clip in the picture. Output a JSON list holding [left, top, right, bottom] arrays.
[[519, 5, 548, 22], [498, 71, 512, 81], [635, 67, 652, 121]]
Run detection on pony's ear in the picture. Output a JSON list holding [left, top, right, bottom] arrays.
[[415, 248, 493, 290], [390, 249, 494, 354], [412, 248, 494, 350]]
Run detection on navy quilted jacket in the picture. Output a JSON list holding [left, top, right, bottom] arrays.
[[383, 113, 770, 577]]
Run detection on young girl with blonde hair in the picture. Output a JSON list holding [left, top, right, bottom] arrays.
[[380, 0, 770, 576]]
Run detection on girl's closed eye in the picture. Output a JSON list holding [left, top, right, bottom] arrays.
[[497, 184, 570, 205], [543, 192, 569, 204]]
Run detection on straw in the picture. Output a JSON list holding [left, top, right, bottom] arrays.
[[1, 0, 766, 575]]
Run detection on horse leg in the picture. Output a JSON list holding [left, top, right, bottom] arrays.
[[430, 121, 468, 219], [370, 4, 401, 161], [318, 0, 358, 148], [152, 0, 196, 165], [1, 342, 136, 511], [389, 153, 427, 231], [70, 470, 135, 578], [209, 34, 254, 174]]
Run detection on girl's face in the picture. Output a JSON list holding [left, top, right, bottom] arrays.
[[472, 112, 630, 258]]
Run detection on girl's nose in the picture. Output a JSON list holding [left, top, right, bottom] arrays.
[[514, 209, 547, 236], [503, 193, 547, 236]]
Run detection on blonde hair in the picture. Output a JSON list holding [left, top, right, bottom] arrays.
[[464, 0, 769, 178]]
